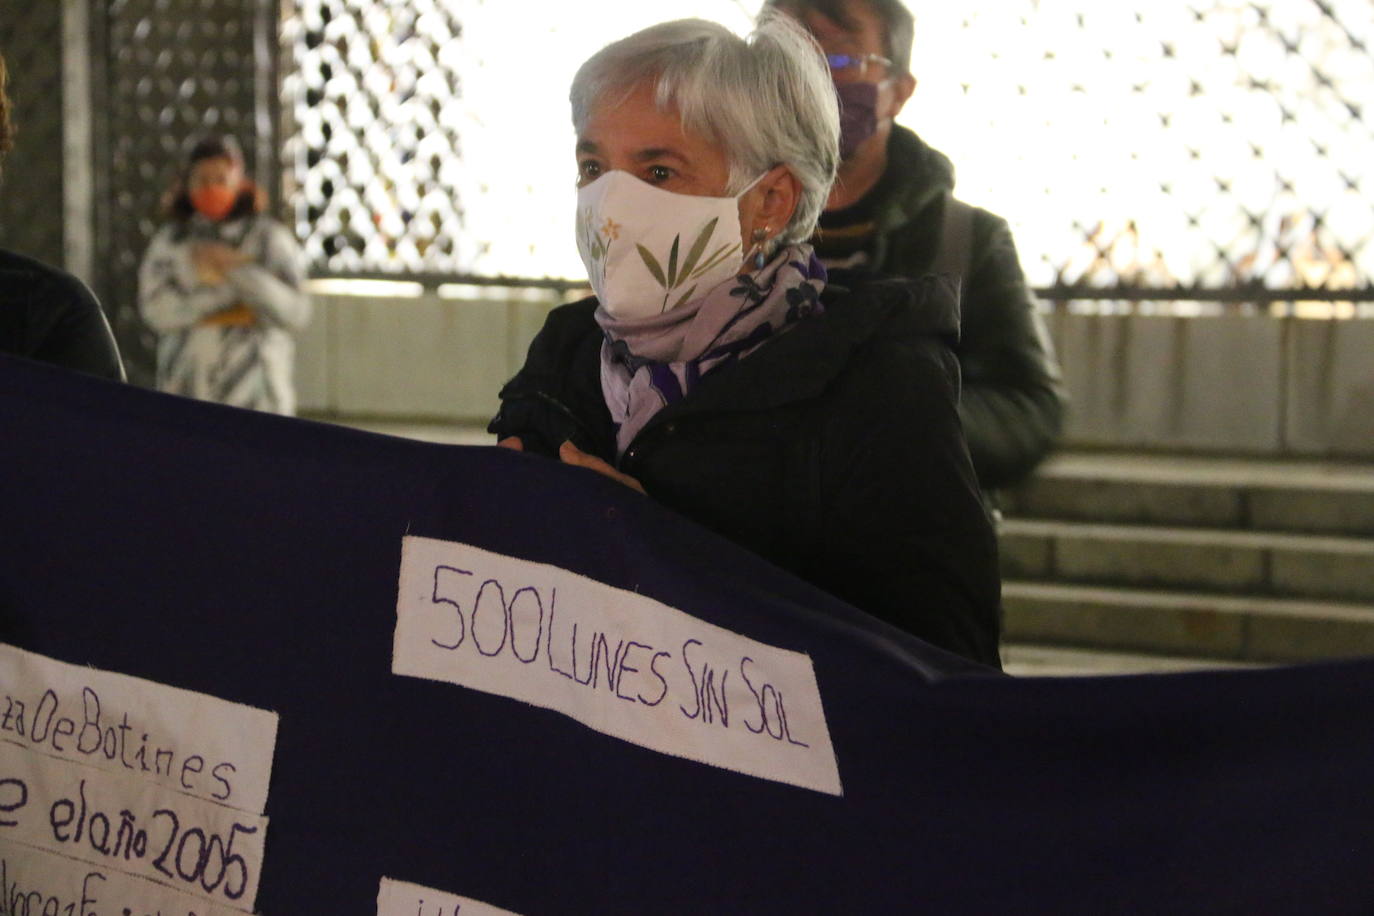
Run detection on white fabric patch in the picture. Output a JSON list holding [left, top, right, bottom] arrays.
[[378, 877, 523, 916], [393, 536, 842, 796], [0, 844, 243, 916], [0, 644, 278, 913], [0, 644, 277, 813]]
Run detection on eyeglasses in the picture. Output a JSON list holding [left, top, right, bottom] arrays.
[[825, 53, 893, 82]]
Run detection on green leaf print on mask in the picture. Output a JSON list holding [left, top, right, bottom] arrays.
[[635, 243, 667, 286], [633, 217, 741, 313]]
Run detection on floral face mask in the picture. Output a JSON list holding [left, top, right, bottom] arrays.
[[576, 170, 766, 320]]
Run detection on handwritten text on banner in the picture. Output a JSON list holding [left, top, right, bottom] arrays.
[[0, 644, 278, 913], [0, 844, 244, 916], [393, 536, 842, 796], [0, 643, 277, 814]]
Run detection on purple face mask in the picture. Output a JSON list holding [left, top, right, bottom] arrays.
[[835, 82, 879, 160]]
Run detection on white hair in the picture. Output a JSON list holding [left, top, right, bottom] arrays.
[[570, 15, 840, 248]]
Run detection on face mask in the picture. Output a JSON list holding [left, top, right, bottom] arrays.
[[576, 170, 766, 320], [835, 82, 879, 160], [190, 186, 238, 222]]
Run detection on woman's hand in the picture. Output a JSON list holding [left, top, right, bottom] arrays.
[[191, 242, 247, 286], [200, 303, 258, 328], [559, 441, 645, 493], [497, 437, 644, 494]]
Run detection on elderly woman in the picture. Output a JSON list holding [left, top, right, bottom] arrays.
[[139, 135, 309, 415], [490, 17, 1001, 667]]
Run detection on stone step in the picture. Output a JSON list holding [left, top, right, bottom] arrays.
[[1002, 580, 1374, 664], [1001, 643, 1261, 678], [1001, 519, 1374, 603], [1003, 452, 1374, 536]]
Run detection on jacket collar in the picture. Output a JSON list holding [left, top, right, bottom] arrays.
[[872, 126, 957, 233]]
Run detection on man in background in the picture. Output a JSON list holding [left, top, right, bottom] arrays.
[[0, 50, 125, 381], [769, 0, 1064, 498]]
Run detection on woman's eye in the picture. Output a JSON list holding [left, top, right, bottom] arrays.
[[577, 160, 601, 182], [647, 165, 672, 183]]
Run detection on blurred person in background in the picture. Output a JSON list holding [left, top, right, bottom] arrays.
[[768, 0, 1065, 502], [138, 135, 309, 415], [490, 16, 1001, 668], [0, 50, 124, 381]]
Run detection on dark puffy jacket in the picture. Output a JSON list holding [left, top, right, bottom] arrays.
[[490, 274, 1002, 668], [0, 247, 125, 381], [838, 126, 1064, 490]]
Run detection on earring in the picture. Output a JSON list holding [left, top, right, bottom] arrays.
[[752, 227, 769, 270]]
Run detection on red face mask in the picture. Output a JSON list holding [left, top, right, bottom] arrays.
[[190, 185, 238, 221]]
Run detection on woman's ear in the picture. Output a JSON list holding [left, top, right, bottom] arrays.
[[746, 165, 802, 245]]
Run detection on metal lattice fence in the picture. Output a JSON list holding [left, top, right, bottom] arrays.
[[282, 0, 756, 280], [911, 2, 1373, 300], [0, 4, 67, 269], [283, 0, 1373, 303], [281, 0, 470, 273]]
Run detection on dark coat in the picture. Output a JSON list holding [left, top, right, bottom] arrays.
[[490, 274, 1002, 668], [0, 248, 124, 381], [840, 126, 1065, 490]]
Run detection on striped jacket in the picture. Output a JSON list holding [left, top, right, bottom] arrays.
[[138, 214, 310, 415]]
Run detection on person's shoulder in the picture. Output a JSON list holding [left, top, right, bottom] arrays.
[[540, 295, 600, 337], [0, 247, 100, 311], [885, 126, 953, 191], [0, 247, 123, 380], [144, 221, 186, 250], [245, 217, 306, 264], [0, 246, 60, 280], [937, 193, 1010, 231], [887, 128, 1013, 228], [822, 270, 961, 343], [516, 294, 602, 373], [962, 200, 1014, 241], [248, 214, 295, 241], [809, 274, 962, 412]]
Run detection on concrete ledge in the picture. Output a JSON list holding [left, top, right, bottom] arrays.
[[1004, 476, 1244, 528], [1003, 580, 1374, 663], [1053, 313, 1283, 453], [1001, 520, 1374, 602], [1248, 489, 1374, 537], [1024, 451, 1374, 491], [1004, 581, 1247, 659], [1006, 452, 1374, 535], [1269, 544, 1374, 603], [1002, 643, 1260, 678], [1285, 319, 1374, 458], [295, 290, 564, 421]]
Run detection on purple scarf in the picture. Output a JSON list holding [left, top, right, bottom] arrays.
[[596, 243, 827, 458]]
